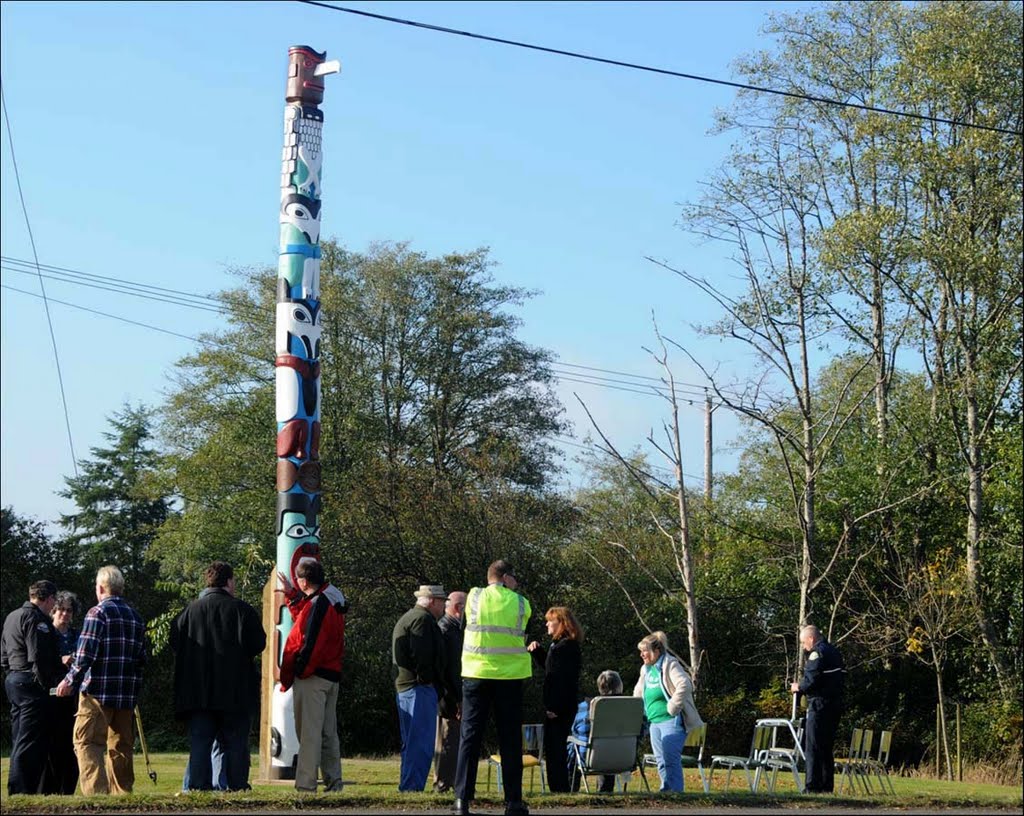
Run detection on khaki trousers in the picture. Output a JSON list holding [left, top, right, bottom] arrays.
[[73, 693, 135, 795], [292, 674, 342, 792], [433, 715, 461, 792]]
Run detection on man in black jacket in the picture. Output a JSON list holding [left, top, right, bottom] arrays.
[[171, 562, 266, 791], [433, 591, 466, 793], [1, 580, 61, 795], [790, 624, 846, 793]]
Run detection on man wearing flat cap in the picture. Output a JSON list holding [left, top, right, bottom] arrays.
[[393, 584, 449, 791]]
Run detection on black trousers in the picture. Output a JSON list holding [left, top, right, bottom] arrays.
[[454, 678, 523, 803], [41, 694, 80, 794], [804, 696, 841, 792], [5, 671, 50, 795], [543, 711, 573, 792]]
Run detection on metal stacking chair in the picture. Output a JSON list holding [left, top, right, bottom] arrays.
[[864, 729, 896, 794], [858, 729, 876, 793], [836, 727, 864, 794], [837, 726, 875, 794], [568, 696, 647, 793], [709, 724, 773, 792], [486, 722, 546, 793], [641, 722, 710, 793], [762, 725, 804, 793]]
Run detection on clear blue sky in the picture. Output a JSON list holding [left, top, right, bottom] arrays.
[[1, 0, 806, 529]]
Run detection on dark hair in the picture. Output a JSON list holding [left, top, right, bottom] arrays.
[[53, 590, 80, 617], [487, 560, 514, 582], [296, 559, 325, 587], [29, 580, 57, 602], [204, 561, 234, 588]]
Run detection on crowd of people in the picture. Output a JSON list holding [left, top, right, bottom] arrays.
[[2, 558, 845, 811]]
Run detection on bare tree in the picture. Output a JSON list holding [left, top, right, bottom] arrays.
[[575, 320, 703, 680]]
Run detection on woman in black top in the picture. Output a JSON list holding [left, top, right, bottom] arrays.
[[41, 591, 81, 795], [527, 606, 583, 792]]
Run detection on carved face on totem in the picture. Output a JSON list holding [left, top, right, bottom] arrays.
[[276, 299, 321, 359], [281, 194, 321, 245]]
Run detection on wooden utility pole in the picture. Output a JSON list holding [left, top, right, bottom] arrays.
[[704, 391, 713, 503]]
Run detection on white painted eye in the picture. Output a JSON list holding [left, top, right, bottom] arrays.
[[286, 523, 312, 538]]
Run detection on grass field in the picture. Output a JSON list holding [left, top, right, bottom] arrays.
[[2, 752, 1022, 812]]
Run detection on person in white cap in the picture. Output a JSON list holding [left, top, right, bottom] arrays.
[[392, 584, 448, 792]]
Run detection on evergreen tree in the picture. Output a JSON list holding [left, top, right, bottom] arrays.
[[59, 404, 173, 617]]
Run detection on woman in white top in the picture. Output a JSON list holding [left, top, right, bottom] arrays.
[[632, 631, 703, 792]]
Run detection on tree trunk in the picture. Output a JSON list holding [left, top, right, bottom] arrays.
[[934, 656, 954, 781], [964, 392, 1014, 699]]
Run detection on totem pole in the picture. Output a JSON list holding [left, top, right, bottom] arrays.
[[260, 45, 340, 781]]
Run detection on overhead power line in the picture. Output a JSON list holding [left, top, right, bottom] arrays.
[[2, 254, 740, 406], [1, 80, 78, 476], [2, 264, 225, 314], [296, 0, 1024, 138], [0, 255, 223, 307], [3, 279, 743, 413]]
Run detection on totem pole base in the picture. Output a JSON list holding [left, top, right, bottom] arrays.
[[258, 573, 295, 781]]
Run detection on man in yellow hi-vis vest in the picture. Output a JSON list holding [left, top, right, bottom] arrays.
[[452, 560, 532, 816]]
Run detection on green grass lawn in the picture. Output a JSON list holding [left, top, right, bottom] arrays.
[[1, 753, 1021, 812]]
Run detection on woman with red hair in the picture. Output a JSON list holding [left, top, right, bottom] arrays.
[[527, 606, 584, 792]]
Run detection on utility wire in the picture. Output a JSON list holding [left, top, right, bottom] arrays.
[[2, 280, 738, 412], [2, 265, 225, 314], [553, 434, 706, 485], [0, 284, 267, 364], [3, 283, 718, 482], [0, 255, 223, 306], [2, 254, 738, 405], [296, 0, 1024, 138], [1, 81, 78, 476]]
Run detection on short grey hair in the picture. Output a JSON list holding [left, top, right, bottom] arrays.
[[596, 670, 623, 696], [96, 565, 125, 595]]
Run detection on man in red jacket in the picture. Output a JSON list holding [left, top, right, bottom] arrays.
[[278, 559, 347, 793]]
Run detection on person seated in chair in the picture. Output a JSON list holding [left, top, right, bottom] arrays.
[[568, 670, 624, 793]]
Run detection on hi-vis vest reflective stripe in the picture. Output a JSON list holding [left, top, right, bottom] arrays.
[[461, 584, 532, 680]]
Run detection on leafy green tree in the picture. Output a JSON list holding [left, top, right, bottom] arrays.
[[150, 239, 571, 752], [886, 0, 1023, 700], [0, 507, 79, 619]]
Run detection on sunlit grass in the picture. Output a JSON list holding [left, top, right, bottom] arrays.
[[1, 753, 1021, 811]]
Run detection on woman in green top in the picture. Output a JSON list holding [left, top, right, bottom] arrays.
[[632, 631, 703, 791]]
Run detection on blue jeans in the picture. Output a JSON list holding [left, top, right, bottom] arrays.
[[649, 717, 687, 792], [182, 741, 227, 791], [396, 685, 438, 791], [185, 710, 251, 791]]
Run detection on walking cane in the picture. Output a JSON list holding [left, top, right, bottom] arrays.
[[134, 706, 158, 785]]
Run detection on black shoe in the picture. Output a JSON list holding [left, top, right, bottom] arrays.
[[451, 798, 472, 816], [504, 802, 529, 816]]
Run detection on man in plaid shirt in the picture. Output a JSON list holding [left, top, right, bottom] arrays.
[[56, 565, 146, 795]]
